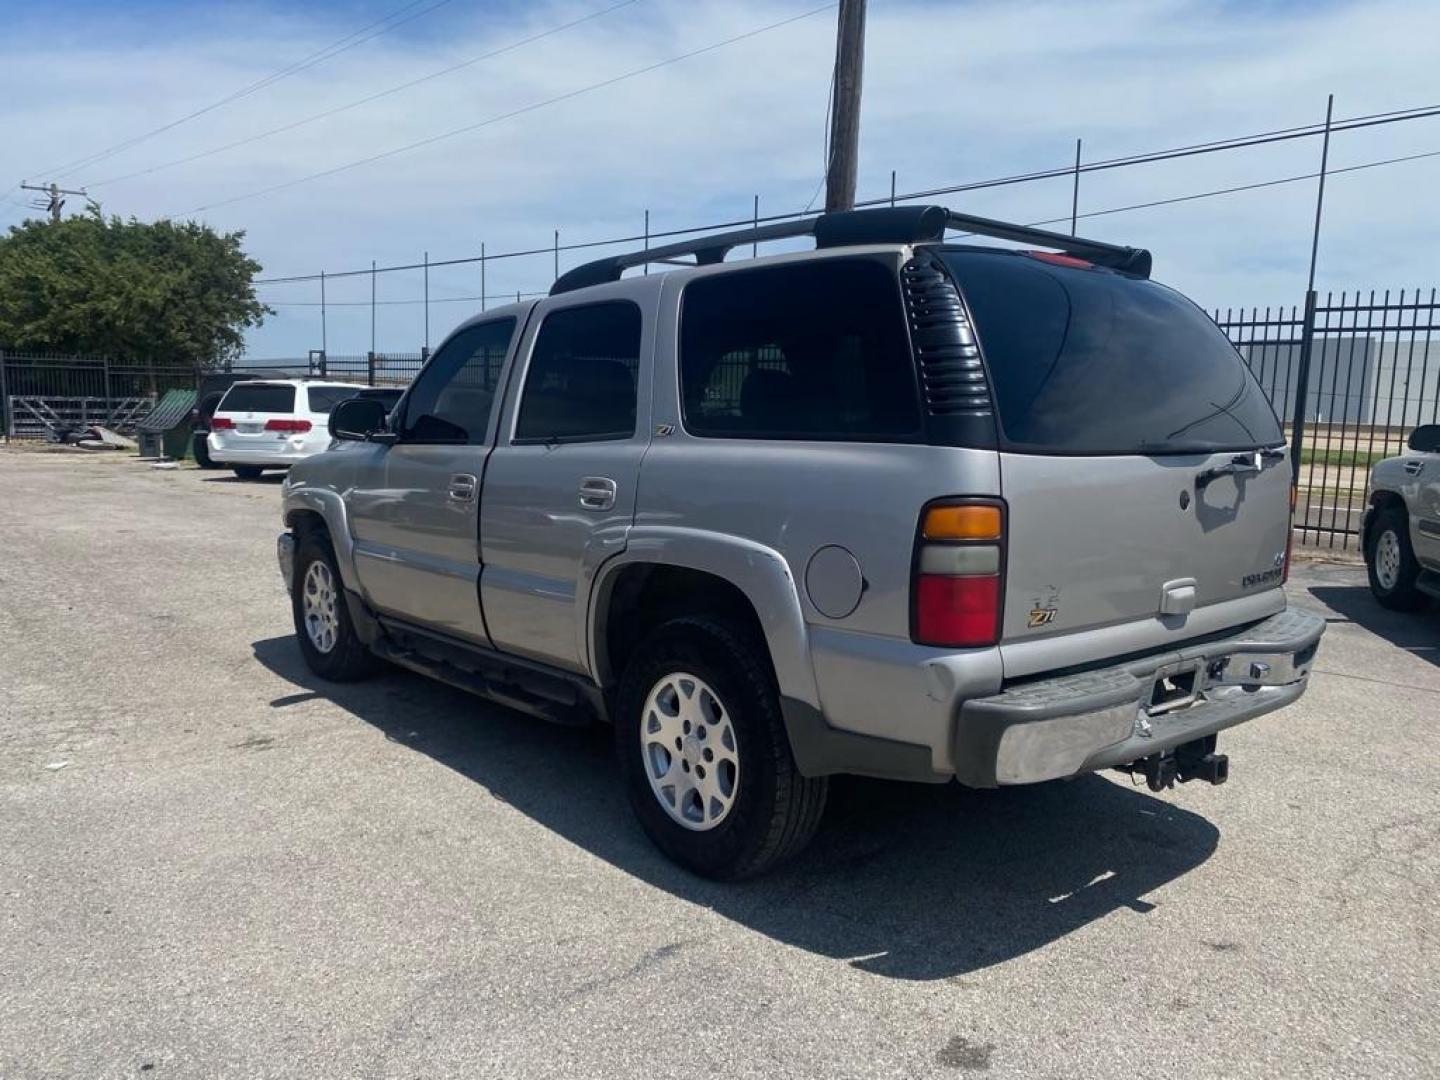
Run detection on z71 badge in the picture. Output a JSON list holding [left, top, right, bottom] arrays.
[[1027, 606, 1057, 628]]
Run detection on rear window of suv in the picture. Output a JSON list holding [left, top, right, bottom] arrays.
[[218, 383, 295, 413], [941, 250, 1283, 455]]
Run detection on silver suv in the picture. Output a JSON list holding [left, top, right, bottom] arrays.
[[276, 205, 1324, 878], [1364, 424, 1440, 610]]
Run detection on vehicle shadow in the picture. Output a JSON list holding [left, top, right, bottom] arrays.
[[252, 635, 1220, 981], [1307, 584, 1438, 668]]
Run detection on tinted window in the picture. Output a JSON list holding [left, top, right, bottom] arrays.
[[305, 385, 364, 414], [219, 384, 295, 413], [515, 302, 641, 442], [680, 260, 921, 440], [942, 251, 1283, 455], [402, 318, 516, 443]]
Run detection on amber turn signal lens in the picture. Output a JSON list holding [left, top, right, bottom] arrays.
[[923, 504, 1002, 541]]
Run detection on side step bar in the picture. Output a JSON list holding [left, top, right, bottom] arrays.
[[372, 614, 604, 728]]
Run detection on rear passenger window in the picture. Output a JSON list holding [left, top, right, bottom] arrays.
[[304, 385, 362, 414], [402, 318, 516, 444], [514, 301, 642, 442], [680, 259, 921, 441]]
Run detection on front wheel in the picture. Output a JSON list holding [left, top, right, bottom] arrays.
[[1366, 506, 1429, 611], [292, 534, 378, 681], [615, 616, 827, 879]]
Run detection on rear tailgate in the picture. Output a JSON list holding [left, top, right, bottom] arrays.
[[940, 249, 1290, 675], [212, 383, 299, 447]]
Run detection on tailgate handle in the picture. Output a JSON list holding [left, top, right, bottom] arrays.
[[1160, 577, 1198, 616], [1195, 448, 1283, 490]]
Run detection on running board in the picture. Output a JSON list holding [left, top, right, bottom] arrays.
[[373, 618, 601, 727]]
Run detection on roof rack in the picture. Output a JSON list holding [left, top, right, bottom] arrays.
[[549, 204, 1151, 294]]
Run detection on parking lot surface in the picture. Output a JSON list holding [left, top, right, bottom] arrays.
[[2, 449, 1438, 1079]]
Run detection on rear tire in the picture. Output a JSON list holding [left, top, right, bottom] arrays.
[[193, 433, 218, 469], [233, 465, 263, 480], [292, 533, 378, 681], [1366, 505, 1429, 611], [615, 616, 827, 880]]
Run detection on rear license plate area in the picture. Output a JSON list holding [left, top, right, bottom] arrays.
[[1147, 662, 1200, 715], [238, 423, 263, 434]]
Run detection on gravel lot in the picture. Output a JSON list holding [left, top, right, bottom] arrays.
[[2, 449, 1437, 1080]]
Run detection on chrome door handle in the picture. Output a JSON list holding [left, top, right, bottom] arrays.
[[579, 476, 617, 511], [448, 473, 478, 502]]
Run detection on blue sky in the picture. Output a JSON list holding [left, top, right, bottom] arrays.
[[2, 0, 1438, 358]]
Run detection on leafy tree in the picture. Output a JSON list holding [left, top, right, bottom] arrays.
[[0, 209, 270, 366]]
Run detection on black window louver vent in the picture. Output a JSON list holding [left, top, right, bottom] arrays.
[[902, 257, 992, 418]]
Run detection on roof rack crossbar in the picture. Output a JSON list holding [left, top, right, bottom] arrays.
[[548, 205, 1150, 294]]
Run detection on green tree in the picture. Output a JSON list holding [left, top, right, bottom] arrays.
[[0, 209, 270, 366]]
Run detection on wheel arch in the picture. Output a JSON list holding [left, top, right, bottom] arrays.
[[587, 528, 820, 710], [283, 488, 361, 592]]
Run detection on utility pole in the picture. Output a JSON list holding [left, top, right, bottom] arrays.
[[21, 182, 88, 223], [824, 0, 867, 212]]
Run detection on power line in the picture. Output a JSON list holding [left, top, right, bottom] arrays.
[[1015, 147, 1440, 230], [855, 103, 1440, 205], [251, 100, 1440, 285], [86, 0, 641, 191], [255, 143, 1440, 305], [177, 2, 839, 215], [30, 0, 459, 183]]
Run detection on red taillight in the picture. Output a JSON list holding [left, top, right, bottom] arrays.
[[211, 416, 235, 430], [264, 418, 312, 432], [915, 574, 1001, 647], [912, 499, 1005, 648]]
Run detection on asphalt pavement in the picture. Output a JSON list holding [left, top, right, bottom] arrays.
[[2, 449, 1437, 1079]]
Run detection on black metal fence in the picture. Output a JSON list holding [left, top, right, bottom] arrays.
[[9, 289, 1439, 553], [0, 351, 202, 441], [1215, 287, 1439, 551]]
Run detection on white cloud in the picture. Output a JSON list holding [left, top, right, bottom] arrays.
[[2, 0, 1438, 356]]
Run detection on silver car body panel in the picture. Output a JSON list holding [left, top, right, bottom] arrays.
[[479, 278, 657, 673]]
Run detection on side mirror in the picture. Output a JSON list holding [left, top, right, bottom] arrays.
[[1407, 424, 1440, 453], [329, 397, 392, 442]]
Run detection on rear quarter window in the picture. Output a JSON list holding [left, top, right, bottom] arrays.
[[218, 384, 295, 413], [941, 251, 1283, 455], [679, 258, 921, 441]]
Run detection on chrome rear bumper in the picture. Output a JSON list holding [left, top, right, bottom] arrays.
[[954, 608, 1326, 787]]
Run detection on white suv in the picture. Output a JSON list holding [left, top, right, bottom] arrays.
[[208, 379, 368, 479]]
